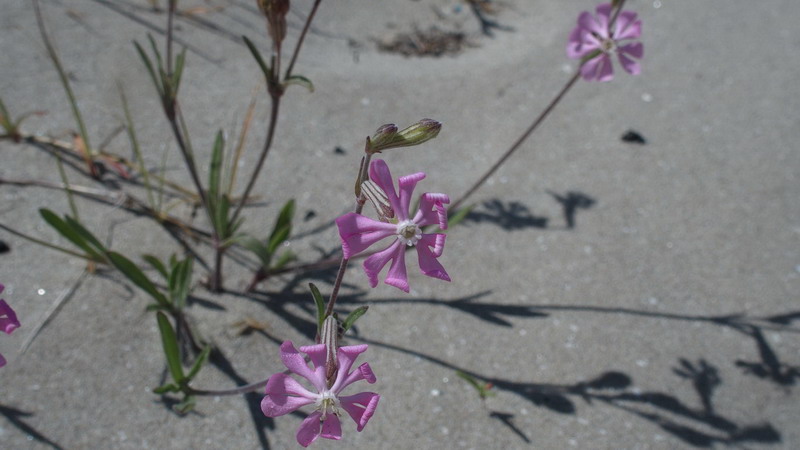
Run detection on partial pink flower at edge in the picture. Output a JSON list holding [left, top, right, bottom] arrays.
[[335, 159, 450, 293], [566, 3, 643, 82], [261, 341, 380, 447], [0, 284, 21, 368]]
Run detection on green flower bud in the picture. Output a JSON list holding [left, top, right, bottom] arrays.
[[366, 119, 442, 153]]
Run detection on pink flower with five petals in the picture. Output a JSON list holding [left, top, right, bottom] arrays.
[[261, 341, 380, 447], [0, 284, 20, 368], [336, 159, 450, 292], [567, 3, 643, 82]]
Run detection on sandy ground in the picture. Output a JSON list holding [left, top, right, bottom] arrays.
[[1, 0, 799, 448]]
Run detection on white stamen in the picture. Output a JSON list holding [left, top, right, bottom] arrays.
[[396, 220, 421, 246]]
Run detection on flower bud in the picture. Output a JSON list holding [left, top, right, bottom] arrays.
[[366, 119, 442, 153]]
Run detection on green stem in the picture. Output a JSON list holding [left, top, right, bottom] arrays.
[[32, 0, 94, 176], [450, 71, 581, 213]]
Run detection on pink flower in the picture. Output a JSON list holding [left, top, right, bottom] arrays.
[[335, 159, 450, 292], [261, 341, 380, 447], [0, 284, 21, 368], [567, 3, 643, 82]]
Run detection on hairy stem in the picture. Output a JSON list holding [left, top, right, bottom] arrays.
[[450, 71, 581, 212]]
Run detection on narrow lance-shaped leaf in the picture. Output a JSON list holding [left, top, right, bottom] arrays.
[[39, 209, 103, 261], [238, 235, 271, 268], [133, 40, 164, 98], [168, 256, 193, 310], [174, 395, 196, 414], [153, 383, 181, 394], [267, 199, 294, 253], [282, 75, 314, 93], [309, 283, 325, 333], [185, 345, 211, 382], [156, 312, 185, 383], [341, 306, 368, 333], [107, 251, 170, 307], [447, 204, 474, 229], [242, 35, 271, 82], [64, 216, 106, 255], [172, 47, 188, 98], [208, 130, 224, 206], [143, 254, 169, 280]]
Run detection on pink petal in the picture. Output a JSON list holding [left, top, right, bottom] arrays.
[[333, 345, 368, 384], [397, 172, 425, 221], [296, 411, 323, 447], [363, 240, 409, 292], [566, 27, 584, 59], [368, 160, 402, 219], [581, 54, 614, 82], [262, 373, 317, 417], [320, 414, 342, 441], [619, 41, 644, 59], [340, 392, 380, 432], [298, 343, 329, 388], [414, 193, 450, 229], [594, 3, 613, 34], [334, 362, 377, 393], [577, 11, 607, 40], [614, 11, 641, 41], [336, 213, 395, 259], [618, 51, 641, 76], [280, 341, 326, 391], [0, 300, 19, 335], [416, 234, 451, 282]]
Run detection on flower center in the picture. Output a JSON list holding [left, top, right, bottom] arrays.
[[316, 391, 340, 420], [396, 220, 421, 246], [600, 37, 617, 53]]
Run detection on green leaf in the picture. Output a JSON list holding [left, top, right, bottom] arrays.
[[156, 312, 185, 383], [145, 303, 170, 312], [107, 251, 170, 307], [282, 75, 314, 92], [153, 383, 180, 394], [242, 35, 271, 82], [172, 47, 188, 97], [173, 395, 196, 414], [208, 130, 224, 206], [185, 346, 211, 382], [341, 306, 368, 333], [237, 235, 271, 267], [272, 250, 296, 270], [267, 199, 295, 254], [64, 216, 106, 254], [143, 254, 169, 280], [213, 195, 231, 239], [309, 283, 326, 332], [147, 34, 166, 89], [168, 256, 193, 310], [447, 204, 474, 229], [39, 209, 102, 260], [133, 40, 163, 98], [456, 370, 495, 399]]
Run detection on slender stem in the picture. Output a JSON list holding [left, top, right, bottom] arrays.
[[119, 85, 156, 210], [284, 0, 322, 79], [230, 95, 281, 224], [32, 0, 94, 177], [55, 153, 79, 220], [0, 223, 91, 261], [609, 0, 628, 29], [187, 377, 269, 396], [450, 71, 581, 212], [167, 0, 176, 74], [325, 152, 372, 317]]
